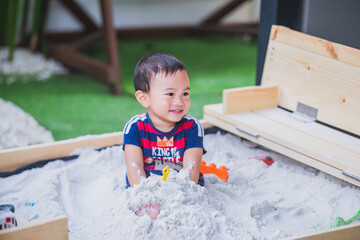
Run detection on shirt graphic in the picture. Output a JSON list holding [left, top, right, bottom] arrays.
[[123, 113, 205, 170]]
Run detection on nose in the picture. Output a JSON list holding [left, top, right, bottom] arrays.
[[173, 95, 184, 106]]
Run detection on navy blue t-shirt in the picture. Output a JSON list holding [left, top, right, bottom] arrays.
[[123, 113, 205, 171]]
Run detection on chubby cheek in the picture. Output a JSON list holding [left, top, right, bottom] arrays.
[[184, 98, 191, 109], [160, 97, 173, 109]]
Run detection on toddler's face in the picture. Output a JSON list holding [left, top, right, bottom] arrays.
[[146, 70, 190, 130]]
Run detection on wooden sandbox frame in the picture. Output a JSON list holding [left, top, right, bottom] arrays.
[[0, 126, 359, 239], [1, 25, 360, 236], [0, 132, 124, 240]]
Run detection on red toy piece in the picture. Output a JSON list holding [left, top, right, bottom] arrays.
[[249, 156, 274, 166], [199, 161, 228, 182]]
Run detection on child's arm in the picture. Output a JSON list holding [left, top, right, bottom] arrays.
[[125, 144, 147, 187], [183, 148, 203, 183]]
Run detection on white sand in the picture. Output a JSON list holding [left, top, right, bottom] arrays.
[[1, 132, 359, 239], [0, 98, 54, 150], [0, 48, 67, 84]]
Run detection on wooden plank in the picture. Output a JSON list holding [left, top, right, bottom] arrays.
[[204, 104, 360, 185], [117, 25, 193, 40], [294, 223, 360, 240], [261, 40, 360, 136], [223, 85, 278, 114], [255, 108, 360, 155], [0, 132, 124, 172], [46, 26, 193, 42], [100, 0, 122, 95], [203, 106, 360, 187], [0, 215, 68, 240], [48, 44, 110, 84], [269, 25, 360, 68], [46, 31, 88, 42], [67, 31, 102, 50], [0, 121, 212, 172], [195, 25, 258, 36]]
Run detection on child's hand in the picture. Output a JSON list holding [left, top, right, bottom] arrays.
[[135, 202, 161, 220]]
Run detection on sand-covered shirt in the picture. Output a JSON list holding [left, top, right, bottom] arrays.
[[123, 113, 205, 171]]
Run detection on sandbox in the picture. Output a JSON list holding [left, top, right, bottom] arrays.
[[1, 25, 360, 239], [0, 129, 359, 239]]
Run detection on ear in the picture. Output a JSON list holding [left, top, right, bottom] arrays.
[[135, 90, 150, 109]]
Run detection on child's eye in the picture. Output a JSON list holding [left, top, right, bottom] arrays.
[[166, 93, 174, 96], [183, 92, 189, 96]]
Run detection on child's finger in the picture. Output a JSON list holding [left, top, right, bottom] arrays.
[[146, 209, 159, 220], [135, 208, 144, 217], [152, 203, 161, 213]]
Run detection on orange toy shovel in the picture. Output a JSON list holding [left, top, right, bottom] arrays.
[[199, 161, 228, 182]]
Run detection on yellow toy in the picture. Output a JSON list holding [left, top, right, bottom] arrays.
[[162, 166, 170, 181]]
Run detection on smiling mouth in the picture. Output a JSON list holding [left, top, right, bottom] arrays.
[[170, 109, 183, 114]]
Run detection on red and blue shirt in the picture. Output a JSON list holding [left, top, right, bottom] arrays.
[[123, 113, 205, 170]]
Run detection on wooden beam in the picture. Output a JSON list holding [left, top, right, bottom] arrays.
[[223, 85, 278, 114], [0, 215, 68, 240], [201, 0, 248, 25], [116, 25, 194, 40], [57, 0, 98, 32], [202, 22, 259, 29], [66, 31, 102, 50], [194, 22, 259, 36], [46, 0, 121, 95], [46, 31, 89, 42], [48, 44, 110, 84], [100, 0, 122, 95], [294, 223, 360, 240], [45, 23, 257, 42], [0, 120, 212, 173], [0, 132, 124, 172]]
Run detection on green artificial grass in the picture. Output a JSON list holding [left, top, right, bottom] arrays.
[[0, 36, 257, 140]]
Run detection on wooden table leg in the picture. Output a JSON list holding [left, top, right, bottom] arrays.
[[100, 0, 122, 95], [46, 0, 122, 95]]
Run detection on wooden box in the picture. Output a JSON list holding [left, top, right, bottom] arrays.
[[203, 25, 360, 239]]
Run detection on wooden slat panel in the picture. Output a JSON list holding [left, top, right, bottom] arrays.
[[0, 121, 212, 172], [0, 132, 124, 172], [0, 215, 68, 240], [223, 85, 278, 114], [269, 25, 360, 68], [204, 104, 360, 183], [256, 108, 360, 155], [261, 40, 360, 135], [203, 104, 360, 187]]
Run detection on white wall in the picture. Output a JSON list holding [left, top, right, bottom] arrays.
[[46, 0, 260, 32]]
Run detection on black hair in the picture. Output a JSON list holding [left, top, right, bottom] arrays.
[[133, 53, 187, 92]]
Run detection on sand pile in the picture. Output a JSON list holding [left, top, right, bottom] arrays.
[[0, 47, 67, 84], [0, 98, 54, 150]]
